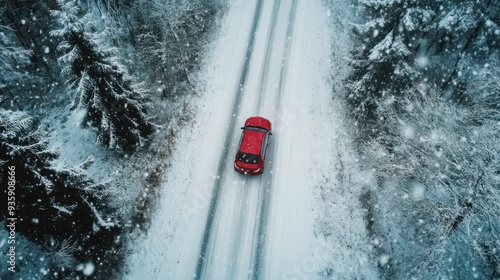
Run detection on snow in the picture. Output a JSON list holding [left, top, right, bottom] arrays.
[[411, 182, 425, 200], [416, 55, 429, 67], [77, 262, 95, 276], [379, 254, 390, 266], [125, 0, 377, 279]]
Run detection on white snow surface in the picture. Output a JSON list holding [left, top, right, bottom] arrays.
[[126, 0, 378, 279]]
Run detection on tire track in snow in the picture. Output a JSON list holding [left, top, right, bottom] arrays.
[[194, 0, 265, 279], [251, 0, 298, 279], [255, 0, 282, 113], [228, 182, 251, 279], [275, 0, 298, 110]]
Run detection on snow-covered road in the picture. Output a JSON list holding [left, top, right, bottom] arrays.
[[126, 0, 378, 279]]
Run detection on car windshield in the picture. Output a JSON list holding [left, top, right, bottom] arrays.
[[238, 152, 260, 164], [244, 126, 268, 133]]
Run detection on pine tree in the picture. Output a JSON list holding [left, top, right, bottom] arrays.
[[346, 0, 499, 124], [432, 0, 499, 91], [0, 107, 115, 247], [50, 0, 154, 152], [346, 0, 437, 124], [0, 0, 57, 78], [0, 24, 31, 86], [0, 4, 34, 110]]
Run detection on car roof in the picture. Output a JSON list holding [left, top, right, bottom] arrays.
[[240, 129, 265, 154]]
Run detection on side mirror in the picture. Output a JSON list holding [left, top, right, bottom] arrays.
[[241, 127, 244, 129]]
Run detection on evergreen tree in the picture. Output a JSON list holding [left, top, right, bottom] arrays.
[[346, 0, 499, 125], [0, 22, 31, 86], [0, 107, 115, 249], [432, 0, 499, 91], [0, 0, 58, 78], [50, 0, 154, 152], [0, 4, 34, 110], [347, 0, 436, 124]]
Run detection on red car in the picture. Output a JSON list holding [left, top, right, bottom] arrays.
[[234, 116, 272, 175]]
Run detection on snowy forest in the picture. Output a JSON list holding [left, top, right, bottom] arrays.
[[1, 0, 224, 278], [1, 0, 499, 279], [343, 0, 499, 279]]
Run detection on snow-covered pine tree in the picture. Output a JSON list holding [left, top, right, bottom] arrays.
[[432, 0, 499, 93], [0, 107, 116, 255], [0, 4, 34, 110], [2, 0, 62, 81], [0, 22, 31, 86], [346, 0, 438, 126], [50, 0, 154, 152], [347, 0, 499, 123]]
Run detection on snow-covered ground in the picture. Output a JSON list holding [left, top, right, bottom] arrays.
[[125, 0, 378, 279]]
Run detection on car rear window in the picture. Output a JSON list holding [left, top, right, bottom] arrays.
[[245, 126, 268, 133], [238, 152, 259, 164]]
